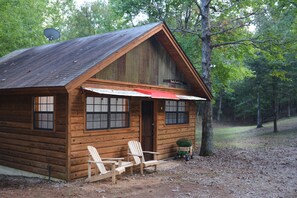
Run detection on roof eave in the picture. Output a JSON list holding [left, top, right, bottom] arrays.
[[0, 86, 68, 95]]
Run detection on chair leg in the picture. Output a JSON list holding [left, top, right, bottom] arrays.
[[140, 163, 144, 175], [154, 165, 157, 172], [88, 162, 91, 179], [130, 166, 133, 175], [111, 164, 116, 184]]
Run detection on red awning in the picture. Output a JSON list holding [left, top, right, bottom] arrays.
[[135, 88, 179, 100]]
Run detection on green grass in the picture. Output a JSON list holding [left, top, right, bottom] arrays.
[[214, 126, 255, 140], [196, 117, 297, 149]]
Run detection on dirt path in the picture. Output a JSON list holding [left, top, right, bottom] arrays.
[[1, 122, 297, 198]]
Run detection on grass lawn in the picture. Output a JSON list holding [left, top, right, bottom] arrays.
[[196, 116, 297, 149]]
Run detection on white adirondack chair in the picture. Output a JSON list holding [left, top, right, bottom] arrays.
[[85, 146, 132, 184], [128, 140, 159, 175]]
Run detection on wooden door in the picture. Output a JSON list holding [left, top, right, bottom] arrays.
[[141, 101, 154, 160]]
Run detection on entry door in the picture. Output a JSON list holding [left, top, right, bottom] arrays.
[[141, 101, 154, 161]]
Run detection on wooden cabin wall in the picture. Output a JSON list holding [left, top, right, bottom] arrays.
[[0, 94, 67, 180], [156, 101, 196, 159], [93, 37, 190, 90], [68, 88, 141, 180]]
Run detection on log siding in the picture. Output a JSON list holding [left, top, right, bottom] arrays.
[[0, 94, 68, 179]]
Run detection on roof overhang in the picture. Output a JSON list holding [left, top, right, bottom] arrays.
[[177, 95, 206, 101], [0, 86, 67, 95], [83, 87, 206, 101], [135, 88, 179, 100], [82, 87, 151, 97]]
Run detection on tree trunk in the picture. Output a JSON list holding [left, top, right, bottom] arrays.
[[199, 0, 213, 156], [257, 90, 263, 128], [217, 93, 222, 121], [272, 77, 278, 132], [288, 100, 291, 117]]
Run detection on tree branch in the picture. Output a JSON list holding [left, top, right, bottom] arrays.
[[211, 20, 253, 36], [211, 37, 276, 49], [211, 10, 258, 30], [171, 28, 202, 39], [212, 39, 250, 48], [193, 0, 203, 17], [211, 38, 257, 48], [206, 0, 212, 7]]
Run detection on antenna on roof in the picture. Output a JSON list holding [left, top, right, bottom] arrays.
[[44, 28, 60, 41]]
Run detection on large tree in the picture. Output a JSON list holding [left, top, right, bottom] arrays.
[[110, 0, 263, 155]]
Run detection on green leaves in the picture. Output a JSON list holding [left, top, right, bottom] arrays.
[[0, 0, 48, 56]]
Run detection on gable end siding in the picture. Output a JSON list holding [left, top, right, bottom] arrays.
[[93, 37, 190, 90]]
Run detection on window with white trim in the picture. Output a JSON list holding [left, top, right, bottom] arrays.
[[165, 100, 189, 124], [33, 96, 54, 130], [86, 96, 129, 130]]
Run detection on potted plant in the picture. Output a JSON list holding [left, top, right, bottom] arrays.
[[175, 138, 193, 161]]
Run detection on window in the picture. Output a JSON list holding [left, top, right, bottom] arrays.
[[86, 96, 129, 130], [33, 96, 54, 130], [165, 100, 189, 125]]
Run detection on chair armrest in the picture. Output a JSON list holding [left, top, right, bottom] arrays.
[[88, 160, 116, 164], [143, 151, 160, 155], [102, 158, 124, 161], [127, 153, 143, 157]]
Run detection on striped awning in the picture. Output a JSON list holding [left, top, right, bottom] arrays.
[[83, 87, 206, 101], [82, 87, 151, 97]]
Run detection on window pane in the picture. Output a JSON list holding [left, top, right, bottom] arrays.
[[110, 98, 117, 105], [178, 101, 186, 112], [94, 114, 100, 122], [39, 104, 46, 111], [102, 105, 108, 112], [110, 113, 128, 128], [48, 104, 53, 111], [87, 114, 93, 122], [165, 100, 177, 112], [47, 122, 54, 129], [48, 96, 54, 103], [165, 100, 189, 125], [165, 113, 176, 124], [41, 121, 46, 129], [86, 97, 129, 130], [87, 105, 93, 112], [100, 121, 108, 128], [165, 101, 170, 111], [102, 98, 108, 104], [94, 105, 100, 112], [34, 96, 54, 130], [86, 97, 93, 105], [178, 112, 189, 124], [94, 122, 100, 129], [110, 104, 117, 112], [39, 96, 47, 103], [87, 122, 93, 129], [94, 97, 101, 104]]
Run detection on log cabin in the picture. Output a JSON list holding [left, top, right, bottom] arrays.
[[0, 22, 212, 180]]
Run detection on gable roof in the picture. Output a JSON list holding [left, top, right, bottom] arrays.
[[0, 22, 212, 100]]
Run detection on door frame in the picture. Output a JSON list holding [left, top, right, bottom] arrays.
[[140, 99, 158, 153]]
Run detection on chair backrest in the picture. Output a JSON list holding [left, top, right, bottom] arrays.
[[128, 140, 144, 164], [87, 146, 107, 174]]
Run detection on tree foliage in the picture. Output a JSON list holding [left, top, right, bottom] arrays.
[[0, 0, 48, 56]]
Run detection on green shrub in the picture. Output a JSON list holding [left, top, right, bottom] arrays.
[[176, 138, 192, 147]]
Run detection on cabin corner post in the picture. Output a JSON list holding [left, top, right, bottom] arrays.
[[66, 93, 71, 181], [154, 99, 159, 153]]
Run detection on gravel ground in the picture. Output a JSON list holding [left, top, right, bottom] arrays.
[[0, 123, 297, 198]]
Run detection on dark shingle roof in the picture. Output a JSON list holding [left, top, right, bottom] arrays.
[[0, 22, 162, 90]]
